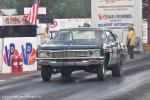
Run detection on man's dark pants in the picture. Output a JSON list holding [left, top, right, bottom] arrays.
[[127, 44, 134, 59]]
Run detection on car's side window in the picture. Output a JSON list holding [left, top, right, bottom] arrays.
[[60, 32, 72, 41]]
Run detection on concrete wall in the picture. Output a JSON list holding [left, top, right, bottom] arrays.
[[0, 15, 4, 73]]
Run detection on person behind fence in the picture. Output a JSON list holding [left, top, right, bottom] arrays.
[[43, 27, 50, 44], [83, 21, 90, 27], [126, 27, 136, 59]]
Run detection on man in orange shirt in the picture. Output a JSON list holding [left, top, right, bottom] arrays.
[[127, 27, 136, 59], [43, 27, 50, 44]]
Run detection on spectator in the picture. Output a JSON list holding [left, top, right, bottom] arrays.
[[43, 27, 50, 44], [83, 21, 90, 27], [126, 27, 136, 59]]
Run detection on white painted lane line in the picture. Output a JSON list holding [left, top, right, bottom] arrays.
[[0, 80, 7, 85], [9, 73, 41, 81], [0, 80, 6, 82], [3, 70, 111, 82]]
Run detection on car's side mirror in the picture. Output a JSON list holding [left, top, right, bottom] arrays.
[[113, 34, 118, 40]]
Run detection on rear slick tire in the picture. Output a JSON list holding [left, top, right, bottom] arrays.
[[97, 63, 105, 81], [112, 60, 123, 77]]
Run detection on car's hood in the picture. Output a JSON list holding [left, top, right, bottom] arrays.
[[38, 43, 101, 50]]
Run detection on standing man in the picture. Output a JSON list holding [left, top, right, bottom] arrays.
[[127, 27, 136, 59], [43, 26, 50, 44]]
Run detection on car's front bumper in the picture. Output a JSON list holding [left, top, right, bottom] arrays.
[[37, 57, 104, 67]]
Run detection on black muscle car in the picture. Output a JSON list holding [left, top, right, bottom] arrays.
[[37, 28, 127, 81]]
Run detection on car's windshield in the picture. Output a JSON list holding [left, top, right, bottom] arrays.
[[53, 30, 106, 43]]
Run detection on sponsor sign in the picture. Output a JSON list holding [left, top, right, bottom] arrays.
[[4, 15, 29, 25], [0, 9, 17, 16], [3, 43, 36, 66], [92, 0, 134, 30], [24, 7, 46, 14], [142, 21, 148, 43], [2, 37, 37, 73], [48, 19, 91, 31]]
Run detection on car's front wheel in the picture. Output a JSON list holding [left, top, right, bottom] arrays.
[[41, 66, 52, 82], [97, 63, 105, 81], [112, 59, 123, 77]]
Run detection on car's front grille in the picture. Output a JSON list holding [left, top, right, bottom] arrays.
[[51, 50, 88, 58]]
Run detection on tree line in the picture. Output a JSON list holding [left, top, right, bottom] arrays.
[[0, 0, 148, 19], [0, 0, 91, 18]]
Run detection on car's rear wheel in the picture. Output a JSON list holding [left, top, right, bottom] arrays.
[[41, 66, 52, 82], [112, 59, 123, 77], [97, 63, 105, 81]]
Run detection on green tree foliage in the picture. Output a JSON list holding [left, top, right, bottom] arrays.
[[0, 0, 147, 19], [0, 0, 91, 18], [51, 0, 91, 18], [0, 0, 33, 14], [0, 0, 18, 8]]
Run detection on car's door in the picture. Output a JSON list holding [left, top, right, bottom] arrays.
[[105, 31, 118, 65]]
